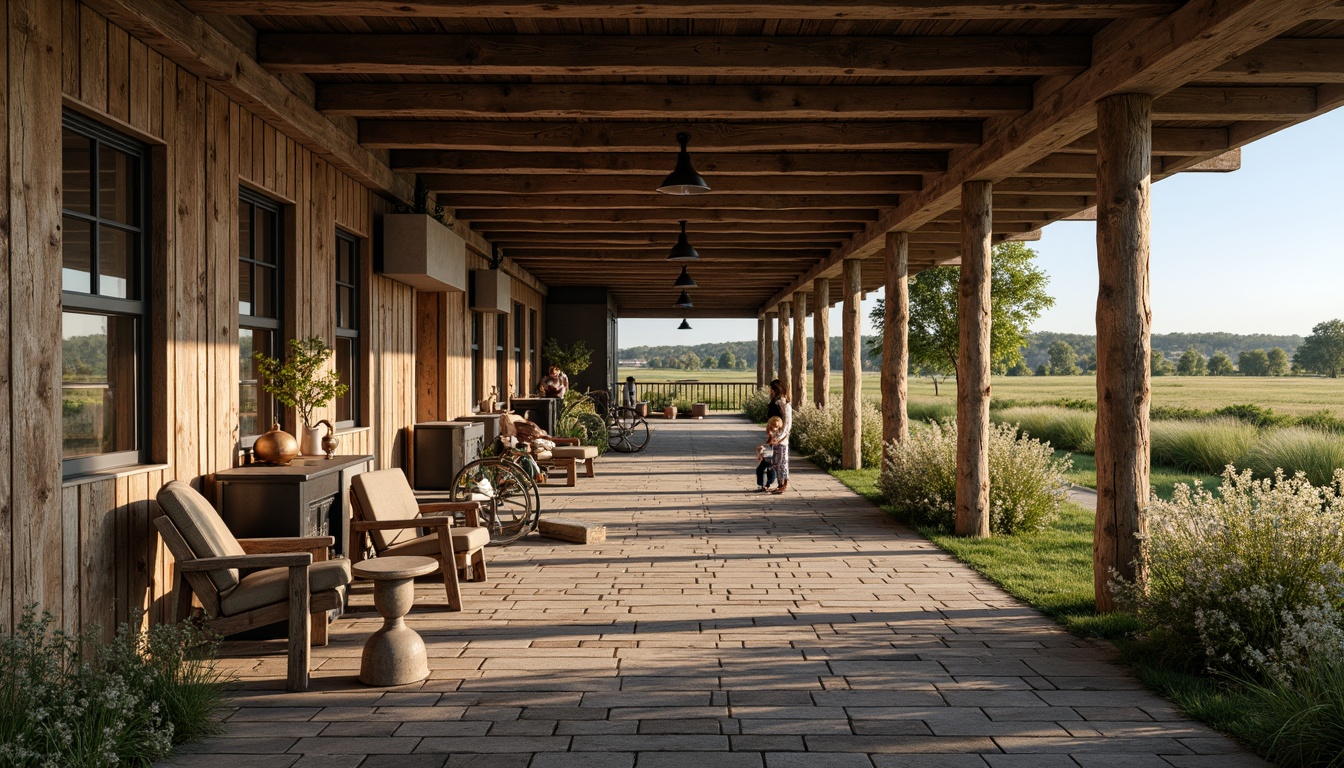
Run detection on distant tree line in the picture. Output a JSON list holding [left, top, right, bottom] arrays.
[[622, 335, 881, 373]]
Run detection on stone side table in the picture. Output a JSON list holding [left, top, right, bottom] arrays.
[[352, 556, 439, 686]]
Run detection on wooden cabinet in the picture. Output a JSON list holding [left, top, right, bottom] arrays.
[[213, 455, 373, 558]]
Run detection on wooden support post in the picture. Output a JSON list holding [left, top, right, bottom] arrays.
[[883, 232, 910, 447], [812, 277, 830, 408], [762, 312, 776, 389], [791, 291, 808, 410], [841, 259, 863, 470], [756, 314, 766, 388], [956, 181, 992, 538], [777, 300, 792, 391], [1094, 93, 1152, 612]]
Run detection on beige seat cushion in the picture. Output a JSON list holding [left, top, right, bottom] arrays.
[[380, 527, 491, 558], [533, 449, 553, 461], [157, 480, 246, 594], [220, 558, 351, 616], [351, 469, 423, 551], [552, 445, 598, 460]]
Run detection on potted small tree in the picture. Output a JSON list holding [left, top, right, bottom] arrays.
[[255, 336, 350, 456]]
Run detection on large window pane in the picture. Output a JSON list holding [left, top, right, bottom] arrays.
[[239, 327, 274, 438], [99, 147, 138, 225], [62, 132, 93, 214], [257, 208, 276, 264], [255, 265, 275, 319], [62, 215, 93, 294], [62, 312, 137, 459], [335, 337, 354, 424], [98, 226, 135, 299], [239, 262, 253, 315]]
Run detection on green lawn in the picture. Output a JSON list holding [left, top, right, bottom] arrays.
[[1060, 451, 1222, 500], [624, 368, 1344, 418]]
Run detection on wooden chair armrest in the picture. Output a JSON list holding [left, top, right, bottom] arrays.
[[418, 501, 483, 527], [239, 537, 334, 554], [550, 437, 581, 446], [179, 552, 312, 570], [351, 518, 452, 531]]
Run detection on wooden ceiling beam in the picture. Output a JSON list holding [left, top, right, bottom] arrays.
[[361, 120, 982, 151], [1063, 127, 1228, 154], [492, 232, 844, 245], [1203, 39, 1344, 83], [425, 174, 921, 195], [183, 0, 1180, 20], [498, 240, 841, 250], [1152, 85, 1318, 119], [260, 34, 1091, 77], [320, 83, 1031, 119], [444, 193, 895, 209], [615, 309, 759, 319], [392, 150, 949, 176], [476, 221, 862, 234], [459, 208, 878, 223]]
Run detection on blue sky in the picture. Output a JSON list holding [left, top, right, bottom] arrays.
[[621, 107, 1344, 348]]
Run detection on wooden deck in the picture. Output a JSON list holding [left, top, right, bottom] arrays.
[[163, 416, 1264, 767]]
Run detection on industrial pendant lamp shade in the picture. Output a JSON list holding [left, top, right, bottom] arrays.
[[674, 290, 694, 309], [657, 133, 711, 195], [666, 221, 700, 261], [673, 265, 698, 288], [678, 319, 692, 330]]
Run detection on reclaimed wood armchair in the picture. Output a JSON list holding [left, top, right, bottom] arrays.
[[349, 469, 490, 612], [154, 480, 350, 692]]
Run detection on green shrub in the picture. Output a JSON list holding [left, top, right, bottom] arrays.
[[907, 401, 955, 424], [878, 421, 1071, 535], [790, 400, 883, 470], [555, 392, 609, 452], [0, 609, 227, 767], [1119, 469, 1344, 677], [992, 406, 1095, 453], [1297, 409, 1344, 435], [1149, 417, 1257, 474], [741, 388, 771, 423], [1243, 428, 1344, 486], [1150, 405, 1206, 421], [1241, 656, 1344, 768], [1211, 403, 1294, 429]]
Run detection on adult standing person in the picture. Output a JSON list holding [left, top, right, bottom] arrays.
[[767, 379, 793, 494], [622, 376, 637, 409]]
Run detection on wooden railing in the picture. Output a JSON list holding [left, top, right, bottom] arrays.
[[625, 381, 760, 412]]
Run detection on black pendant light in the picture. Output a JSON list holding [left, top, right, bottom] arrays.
[[678, 319, 692, 330], [666, 220, 700, 261], [674, 290, 694, 309], [673, 265, 698, 288], [657, 133, 711, 195]]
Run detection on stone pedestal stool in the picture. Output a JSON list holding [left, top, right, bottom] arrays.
[[352, 555, 439, 686]]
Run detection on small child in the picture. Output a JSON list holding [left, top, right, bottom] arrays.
[[756, 416, 784, 491]]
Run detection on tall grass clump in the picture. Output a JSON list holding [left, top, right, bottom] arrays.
[[1239, 657, 1344, 768], [790, 400, 883, 470], [1118, 469, 1344, 678], [878, 421, 1071, 535], [993, 406, 1095, 453], [907, 401, 955, 424], [1149, 417, 1257, 475], [1243, 428, 1344, 487], [741, 388, 771, 423], [0, 609, 228, 767]]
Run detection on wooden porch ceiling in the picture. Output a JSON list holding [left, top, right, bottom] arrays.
[[168, 0, 1344, 317]]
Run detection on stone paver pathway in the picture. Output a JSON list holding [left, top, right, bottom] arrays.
[[163, 416, 1265, 768]]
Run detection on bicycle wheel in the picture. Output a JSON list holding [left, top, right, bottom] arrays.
[[608, 407, 651, 453], [450, 458, 539, 546]]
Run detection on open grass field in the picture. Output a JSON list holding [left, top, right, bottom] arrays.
[[622, 368, 1344, 417]]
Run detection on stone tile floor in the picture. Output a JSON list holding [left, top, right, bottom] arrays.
[[160, 416, 1267, 768]]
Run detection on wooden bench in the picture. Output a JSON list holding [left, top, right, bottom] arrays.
[[536, 438, 598, 487]]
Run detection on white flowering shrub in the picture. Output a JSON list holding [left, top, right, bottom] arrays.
[[0, 608, 226, 767], [789, 400, 884, 470], [741, 388, 771, 423], [1118, 468, 1344, 679], [877, 420, 1070, 535]]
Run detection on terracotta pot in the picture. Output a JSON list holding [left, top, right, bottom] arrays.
[[253, 422, 300, 465], [664, 406, 678, 420]]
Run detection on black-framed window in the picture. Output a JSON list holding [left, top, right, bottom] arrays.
[[239, 189, 283, 439], [513, 303, 524, 397], [334, 231, 361, 428], [496, 314, 508, 399], [61, 113, 150, 477], [529, 308, 538, 377], [471, 312, 482, 408]]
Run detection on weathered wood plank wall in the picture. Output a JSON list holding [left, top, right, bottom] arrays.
[[0, 0, 544, 637]]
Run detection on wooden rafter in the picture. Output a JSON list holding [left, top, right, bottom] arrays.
[[424, 174, 923, 195], [441, 193, 898, 210], [392, 150, 948, 176]]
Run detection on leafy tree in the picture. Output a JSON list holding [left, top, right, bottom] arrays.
[[702, 355, 718, 369], [646, 358, 662, 369], [1006, 360, 1033, 376], [1208, 351, 1235, 376], [1294, 319, 1344, 377], [1177, 345, 1207, 376], [1267, 346, 1290, 376], [1046, 341, 1081, 376], [735, 357, 749, 371], [542, 338, 593, 376], [681, 351, 702, 370], [1035, 363, 1048, 377], [718, 350, 735, 370], [1151, 350, 1175, 376], [868, 242, 1054, 388], [1238, 349, 1270, 377]]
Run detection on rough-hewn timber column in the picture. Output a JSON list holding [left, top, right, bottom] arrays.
[[791, 292, 808, 408], [812, 278, 830, 408], [842, 258, 863, 470], [777, 301, 793, 390], [1094, 93, 1153, 612], [883, 232, 910, 447], [756, 314, 766, 388], [763, 312, 776, 389], [956, 181, 993, 538]]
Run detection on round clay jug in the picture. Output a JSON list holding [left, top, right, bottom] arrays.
[[253, 422, 300, 465]]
